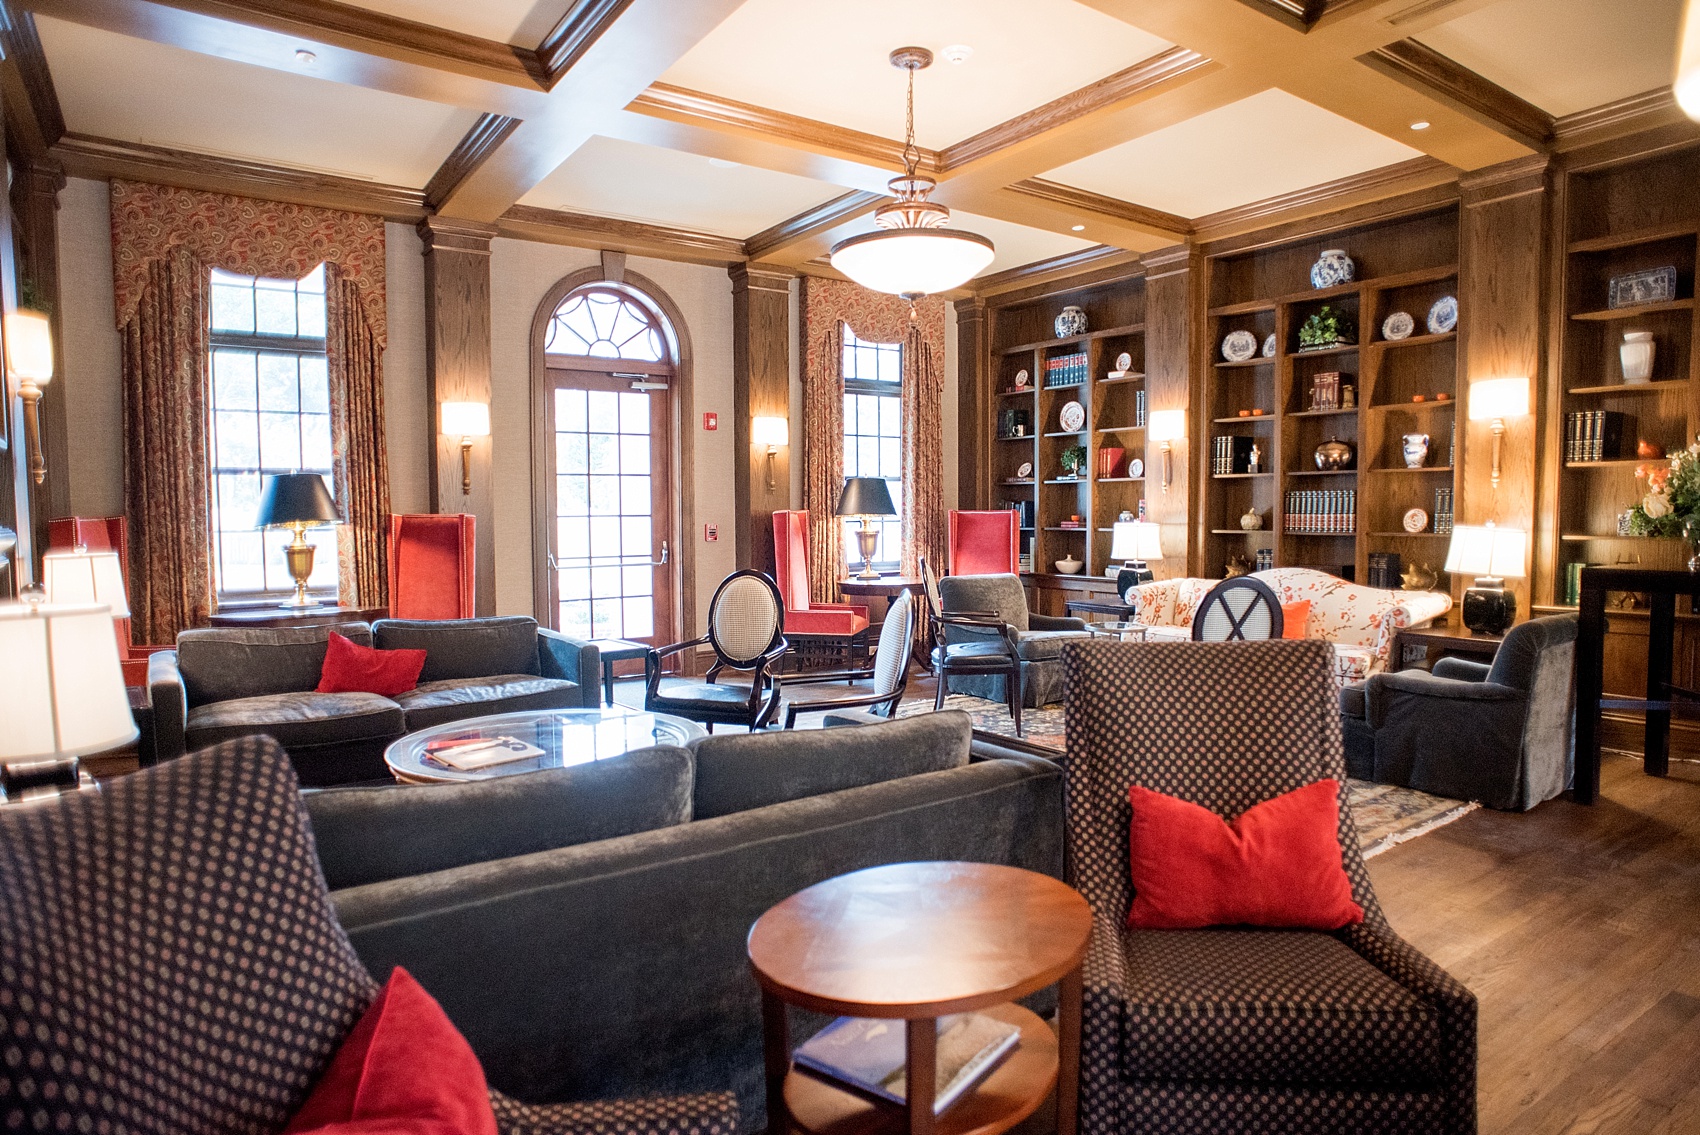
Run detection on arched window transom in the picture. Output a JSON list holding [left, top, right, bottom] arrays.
[[545, 287, 669, 362]]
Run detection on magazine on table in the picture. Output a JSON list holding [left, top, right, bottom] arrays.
[[792, 1012, 1021, 1115], [421, 734, 544, 771]]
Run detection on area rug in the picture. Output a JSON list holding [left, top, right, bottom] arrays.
[[898, 694, 1479, 859]]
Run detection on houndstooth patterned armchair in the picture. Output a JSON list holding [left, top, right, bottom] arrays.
[[0, 736, 739, 1135], [1063, 639, 1476, 1134]]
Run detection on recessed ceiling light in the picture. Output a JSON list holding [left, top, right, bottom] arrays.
[[1071, 224, 1085, 232], [707, 157, 739, 169], [941, 44, 973, 65], [294, 49, 317, 66], [1410, 120, 1430, 130]]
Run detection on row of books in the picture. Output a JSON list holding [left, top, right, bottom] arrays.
[[999, 500, 1036, 528], [1255, 548, 1274, 572], [1131, 389, 1147, 427], [1432, 487, 1455, 536], [1283, 490, 1357, 535], [1045, 352, 1088, 388], [1563, 410, 1630, 462], [1366, 552, 1403, 590], [1562, 562, 1586, 605], [1210, 435, 1259, 475]]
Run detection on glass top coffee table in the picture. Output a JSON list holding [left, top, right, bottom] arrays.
[[1085, 620, 1149, 641], [384, 706, 706, 784]]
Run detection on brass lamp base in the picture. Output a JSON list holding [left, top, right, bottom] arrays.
[[854, 521, 881, 580], [280, 523, 321, 609]]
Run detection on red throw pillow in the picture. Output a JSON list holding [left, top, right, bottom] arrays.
[[1281, 600, 1311, 639], [1127, 779, 1364, 931], [285, 967, 497, 1135], [316, 632, 426, 697]]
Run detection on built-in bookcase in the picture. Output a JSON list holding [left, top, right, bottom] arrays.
[[1200, 207, 1462, 586]]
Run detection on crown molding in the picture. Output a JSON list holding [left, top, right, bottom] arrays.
[[1232, 0, 1373, 33], [0, 5, 65, 159], [534, 0, 634, 88], [1552, 88, 1696, 154], [423, 113, 522, 211], [938, 47, 1213, 172], [1191, 155, 1457, 245], [743, 189, 884, 263], [1360, 38, 1552, 150], [51, 132, 428, 218], [972, 244, 1142, 299], [1007, 178, 1191, 239], [498, 203, 746, 266]]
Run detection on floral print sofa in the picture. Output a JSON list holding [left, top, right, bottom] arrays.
[[1124, 567, 1453, 685]]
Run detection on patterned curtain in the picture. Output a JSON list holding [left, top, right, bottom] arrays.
[[110, 181, 390, 639], [799, 277, 947, 594]]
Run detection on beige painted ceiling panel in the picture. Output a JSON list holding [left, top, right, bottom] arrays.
[[518, 135, 854, 238], [329, 0, 570, 46], [1414, 0, 1681, 117], [660, 0, 1173, 149], [37, 16, 478, 187], [817, 207, 1095, 278], [1041, 89, 1424, 220]]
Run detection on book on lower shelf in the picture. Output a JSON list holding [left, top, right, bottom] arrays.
[[793, 1013, 1022, 1116]]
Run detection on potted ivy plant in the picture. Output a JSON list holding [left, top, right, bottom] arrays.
[[1060, 445, 1087, 478], [1298, 304, 1356, 351]]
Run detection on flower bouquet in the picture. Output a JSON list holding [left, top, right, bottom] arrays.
[[1630, 440, 1700, 566]]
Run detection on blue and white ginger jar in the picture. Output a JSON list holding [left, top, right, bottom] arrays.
[[1310, 249, 1355, 289]]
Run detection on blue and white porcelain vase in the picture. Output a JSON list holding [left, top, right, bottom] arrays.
[[1054, 305, 1088, 338], [1310, 249, 1355, 289]]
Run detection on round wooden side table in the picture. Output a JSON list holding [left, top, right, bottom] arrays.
[[748, 862, 1092, 1135]]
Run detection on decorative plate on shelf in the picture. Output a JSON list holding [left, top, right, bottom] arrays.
[[1015, 462, 1032, 479], [1115, 351, 1133, 372], [1382, 311, 1414, 341], [1014, 368, 1030, 388], [1127, 457, 1144, 478], [1261, 333, 1277, 358], [1222, 330, 1259, 362], [1402, 507, 1429, 534], [1426, 296, 1458, 334], [1059, 400, 1086, 432]]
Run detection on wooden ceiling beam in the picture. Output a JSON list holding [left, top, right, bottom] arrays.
[[423, 113, 521, 212], [0, 5, 67, 160], [743, 189, 883, 264], [497, 202, 745, 267], [1358, 38, 1553, 151]]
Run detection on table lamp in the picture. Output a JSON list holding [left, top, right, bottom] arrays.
[[836, 476, 897, 580], [0, 601, 137, 803], [42, 547, 130, 616], [1444, 522, 1527, 634], [255, 472, 340, 609], [1111, 520, 1163, 597]]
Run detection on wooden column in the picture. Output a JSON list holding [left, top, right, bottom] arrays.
[[418, 216, 497, 615], [955, 297, 989, 510], [9, 160, 66, 550], [730, 263, 795, 576], [1143, 243, 1201, 579], [1459, 155, 1551, 618]]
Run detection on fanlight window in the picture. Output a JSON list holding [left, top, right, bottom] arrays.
[[546, 288, 667, 361]]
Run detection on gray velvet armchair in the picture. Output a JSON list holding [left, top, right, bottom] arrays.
[[937, 573, 1089, 706], [1339, 613, 1577, 811]]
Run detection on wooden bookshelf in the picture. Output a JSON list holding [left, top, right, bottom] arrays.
[[1198, 205, 1462, 584]]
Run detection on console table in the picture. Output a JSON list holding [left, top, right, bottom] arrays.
[[208, 604, 386, 629], [1575, 566, 1700, 804]]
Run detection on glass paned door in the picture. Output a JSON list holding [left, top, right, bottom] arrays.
[[546, 367, 675, 648]]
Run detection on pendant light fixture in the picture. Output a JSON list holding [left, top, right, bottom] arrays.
[[829, 47, 995, 301]]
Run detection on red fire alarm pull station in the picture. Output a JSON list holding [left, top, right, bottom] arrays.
[[703, 412, 718, 431], [704, 523, 719, 542]]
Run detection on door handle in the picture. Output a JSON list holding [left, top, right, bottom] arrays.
[[653, 540, 669, 567]]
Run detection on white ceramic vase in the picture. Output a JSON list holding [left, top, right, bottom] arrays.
[[1621, 331, 1655, 384]]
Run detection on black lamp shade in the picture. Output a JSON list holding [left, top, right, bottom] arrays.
[[255, 473, 340, 528], [836, 476, 897, 517]]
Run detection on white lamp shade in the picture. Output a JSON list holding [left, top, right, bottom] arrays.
[[1468, 378, 1529, 421], [5, 309, 53, 385], [1444, 524, 1528, 579], [440, 401, 491, 437], [1147, 409, 1186, 443], [1111, 521, 1164, 562], [42, 549, 130, 618], [829, 229, 995, 298], [0, 603, 138, 762], [751, 415, 790, 447], [1679, 0, 1700, 120]]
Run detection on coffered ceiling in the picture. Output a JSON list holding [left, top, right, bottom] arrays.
[[11, 0, 1695, 287]]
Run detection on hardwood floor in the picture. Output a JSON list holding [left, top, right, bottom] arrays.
[[1368, 753, 1700, 1135]]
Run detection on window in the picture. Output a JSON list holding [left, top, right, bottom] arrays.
[[207, 264, 336, 601], [545, 288, 667, 360], [841, 324, 903, 571]]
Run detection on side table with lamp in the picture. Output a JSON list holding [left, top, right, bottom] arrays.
[[254, 471, 341, 609], [1444, 522, 1528, 636], [836, 476, 898, 581]]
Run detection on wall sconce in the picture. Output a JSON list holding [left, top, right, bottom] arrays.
[[751, 415, 789, 490], [440, 401, 491, 496], [1468, 378, 1529, 490], [6, 310, 54, 485], [1147, 409, 1186, 493]]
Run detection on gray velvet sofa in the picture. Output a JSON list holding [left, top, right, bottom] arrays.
[[938, 572, 1090, 706], [149, 615, 600, 786], [302, 712, 1063, 1131], [1339, 613, 1578, 810]]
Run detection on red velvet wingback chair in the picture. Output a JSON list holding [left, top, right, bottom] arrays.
[[388, 513, 476, 620], [772, 510, 870, 667], [47, 515, 169, 686], [948, 509, 1020, 576]]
